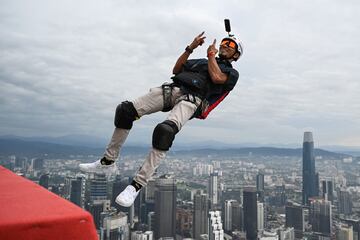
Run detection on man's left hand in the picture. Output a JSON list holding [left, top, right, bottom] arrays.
[[207, 39, 218, 57]]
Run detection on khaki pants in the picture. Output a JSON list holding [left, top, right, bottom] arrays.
[[104, 85, 202, 186]]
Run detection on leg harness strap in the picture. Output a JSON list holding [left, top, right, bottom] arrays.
[[162, 83, 173, 112]]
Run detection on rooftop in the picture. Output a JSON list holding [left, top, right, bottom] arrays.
[[0, 166, 98, 240]]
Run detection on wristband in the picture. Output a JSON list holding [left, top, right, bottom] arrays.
[[207, 51, 216, 58], [185, 46, 193, 54]]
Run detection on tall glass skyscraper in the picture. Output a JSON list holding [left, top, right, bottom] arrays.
[[302, 132, 318, 205], [154, 175, 176, 239], [193, 193, 208, 239], [243, 187, 258, 240], [285, 202, 305, 239], [208, 171, 219, 208], [309, 199, 332, 236]]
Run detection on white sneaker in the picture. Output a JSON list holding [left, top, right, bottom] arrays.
[[79, 158, 117, 174], [115, 185, 140, 207]]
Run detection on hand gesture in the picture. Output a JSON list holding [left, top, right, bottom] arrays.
[[189, 32, 206, 50], [207, 39, 218, 56]]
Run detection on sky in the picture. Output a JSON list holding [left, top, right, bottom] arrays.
[[1, 0, 360, 147]]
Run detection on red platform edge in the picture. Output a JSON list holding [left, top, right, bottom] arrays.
[[0, 166, 98, 240]]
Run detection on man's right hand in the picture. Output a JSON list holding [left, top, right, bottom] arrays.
[[189, 32, 206, 51]]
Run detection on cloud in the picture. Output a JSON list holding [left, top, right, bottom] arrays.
[[0, 0, 359, 146]]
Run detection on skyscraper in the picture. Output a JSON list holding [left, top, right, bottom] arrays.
[[148, 212, 155, 232], [193, 193, 208, 239], [256, 173, 265, 202], [285, 202, 304, 239], [278, 227, 295, 240], [322, 180, 334, 202], [85, 173, 110, 229], [143, 179, 156, 225], [39, 174, 50, 189], [338, 190, 352, 215], [154, 175, 176, 239], [224, 200, 237, 232], [342, 219, 360, 240], [208, 171, 219, 208], [257, 201, 264, 233], [222, 187, 243, 204], [131, 231, 154, 240], [99, 210, 129, 240], [32, 158, 44, 171], [70, 177, 85, 208], [86, 173, 108, 202], [309, 198, 332, 236], [243, 187, 258, 240], [88, 199, 111, 229], [231, 201, 243, 231], [208, 211, 224, 240], [302, 132, 318, 205], [336, 225, 353, 240]]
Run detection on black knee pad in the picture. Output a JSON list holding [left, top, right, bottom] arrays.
[[152, 120, 179, 151], [114, 101, 139, 129]]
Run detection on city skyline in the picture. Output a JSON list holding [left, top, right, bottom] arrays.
[[1, 1, 360, 146], [1, 130, 360, 239]]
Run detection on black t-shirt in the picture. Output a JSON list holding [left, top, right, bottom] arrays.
[[173, 58, 239, 98]]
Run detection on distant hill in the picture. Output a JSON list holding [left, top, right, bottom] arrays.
[[0, 137, 351, 159], [174, 147, 350, 159], [0, 138, 148, 158]]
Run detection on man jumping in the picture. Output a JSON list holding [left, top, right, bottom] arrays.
[[79, 31, 243, 207]]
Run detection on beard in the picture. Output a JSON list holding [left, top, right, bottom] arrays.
[[218, 52, 228, 60]]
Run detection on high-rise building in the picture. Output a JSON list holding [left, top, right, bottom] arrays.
[[88, 199, 111, 229], [100, 210, 129, 240], [302, 132, 318, 205], [32, 158, 44, 171], [222, 187, 243, 204], [257, 201, 264, 233], [322, 180, 334, 202], [137, 179, 156, 225], [70, 177, 85, 208], [270, 185, 286, 207], [278, 227, 295, 240], [15, 157, 26, 169], [338, 190, 352, 215], [148, 212, 155, 231], [243, 187, 258, 240], [224, 200, 237, 232], [193, 193, 208, 239], [285, 202, 304, 239], [342, 219, 360, 240], [256, 173, 265, 202], [131, 231, 153, 240], [336, 225, 353, 240], [86, 173, 108, 202], [256, 173, 264, 191], [231, 201, 243, 231], [154, 175, 176, 239], [176, 204, 193, 237], [208, 211, 224, 240], [208, 171, 219, 207], [85, 173, 110, 229], [309, 198, 332, 236], [39, 174, 50, 189]]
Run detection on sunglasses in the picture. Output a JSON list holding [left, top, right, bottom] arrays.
[[220, 40, 237, 49]]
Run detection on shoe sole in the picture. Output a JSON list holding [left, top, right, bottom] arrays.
[[115, 198, 132, 207]]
